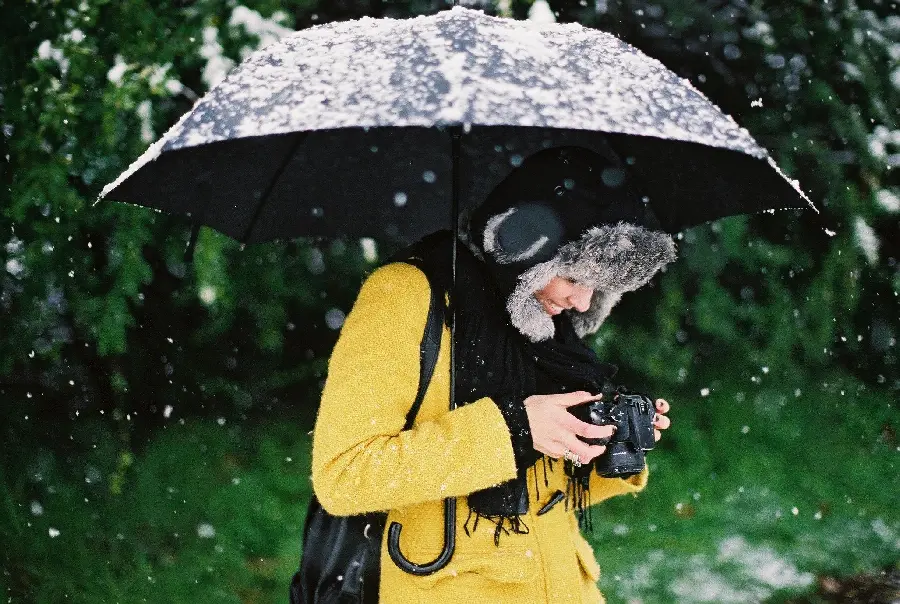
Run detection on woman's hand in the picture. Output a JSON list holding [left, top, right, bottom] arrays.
[[653, 398, 671, 442], [523, 391, 615, 465]]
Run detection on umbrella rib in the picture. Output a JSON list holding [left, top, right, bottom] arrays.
[[242, 132, 309, 242], [183, 178, 212, 263]]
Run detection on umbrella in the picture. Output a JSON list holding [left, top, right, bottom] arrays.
[[99, 6, 813, 249], [98, 6, 815, 575]]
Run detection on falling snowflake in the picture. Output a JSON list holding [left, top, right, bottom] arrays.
[[325, 308, 346, 330]]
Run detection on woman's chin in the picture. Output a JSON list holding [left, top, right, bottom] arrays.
[[543, 303, 562, 316]]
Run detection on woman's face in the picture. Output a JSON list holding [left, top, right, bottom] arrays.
[[534, 277, 594, 316]]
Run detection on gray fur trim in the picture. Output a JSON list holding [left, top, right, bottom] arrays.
[[482, 208, 514, 256], [507, 223, 677, 342]]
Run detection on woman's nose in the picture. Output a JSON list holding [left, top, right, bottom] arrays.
[[569, 286, 593, 312]]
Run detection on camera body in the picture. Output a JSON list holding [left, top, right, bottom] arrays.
[[569, 389, 656, 478]]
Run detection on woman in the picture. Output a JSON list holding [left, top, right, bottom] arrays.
[[311, 146, 675, 603]]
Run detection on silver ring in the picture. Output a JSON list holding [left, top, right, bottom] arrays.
[[563, 448, 582, 467]]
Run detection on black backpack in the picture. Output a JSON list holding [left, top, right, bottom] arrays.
[[290, 269, 444, 604]]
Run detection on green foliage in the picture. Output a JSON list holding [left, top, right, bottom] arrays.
[[2, 0, 898, 601], [576, 0, 900, 390], [0, 369, 896, 602], [3, 0, 896, 419], [2, 0, 384, 424], [0, 409, 312, 603], [589, 370, 898, 603]]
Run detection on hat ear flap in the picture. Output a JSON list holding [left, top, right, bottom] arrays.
[[569, 290, 621, 337], [482, 203, 564, 265]]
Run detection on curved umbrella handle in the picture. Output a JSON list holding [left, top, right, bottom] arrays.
[[386, 498, 456, 575], [388, 126, 463, 578]]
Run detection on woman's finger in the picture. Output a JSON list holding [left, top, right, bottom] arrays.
[[558, 434, 606, 464], [557, 391, 603, 408], [534, 442, 556, 458], [562, 414, 615, 440], [653, 413, 671, 431], [654, 428, 662, 442], [655, 398, 670, 414]]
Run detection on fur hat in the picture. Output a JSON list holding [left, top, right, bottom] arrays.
[[468, 145, 677, 342]]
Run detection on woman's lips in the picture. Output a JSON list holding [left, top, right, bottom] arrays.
[[541, 299, 564, 315]]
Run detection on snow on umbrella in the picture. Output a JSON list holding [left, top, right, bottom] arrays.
[[99, 6, 813, 248]]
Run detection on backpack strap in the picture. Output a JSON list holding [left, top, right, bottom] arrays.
[[402, 269, 444, 431]]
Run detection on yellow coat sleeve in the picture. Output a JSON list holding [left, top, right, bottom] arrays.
[[589, 466, 648, 505], [311, 263, 518, 516]]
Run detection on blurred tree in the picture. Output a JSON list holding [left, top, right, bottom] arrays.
[[1, 0, 393, 446], [1, 0, 897, 450], [541, 0, 900, 394], [1, 1, 898, 601]]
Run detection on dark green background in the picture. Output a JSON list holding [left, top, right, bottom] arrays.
[[1, 0, 897, 602]]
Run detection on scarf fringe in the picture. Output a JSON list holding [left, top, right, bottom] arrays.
[[466, 456, 594, 546], [564, 463, 594, 532], [533, 456, 553, 502], [464, 507, 531, 546]]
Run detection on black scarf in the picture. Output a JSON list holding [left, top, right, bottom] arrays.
[[392, 232, 618, 539]]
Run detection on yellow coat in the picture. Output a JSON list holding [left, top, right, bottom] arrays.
[[312, 262, 647, 603]]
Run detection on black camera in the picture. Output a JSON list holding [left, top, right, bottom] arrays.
[[569, 389, 656, 478]]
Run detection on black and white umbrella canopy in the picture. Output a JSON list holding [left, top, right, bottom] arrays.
[[100, 7, 813, 244]]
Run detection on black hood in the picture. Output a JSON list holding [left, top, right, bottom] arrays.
[[466, 145, 676, 341]]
